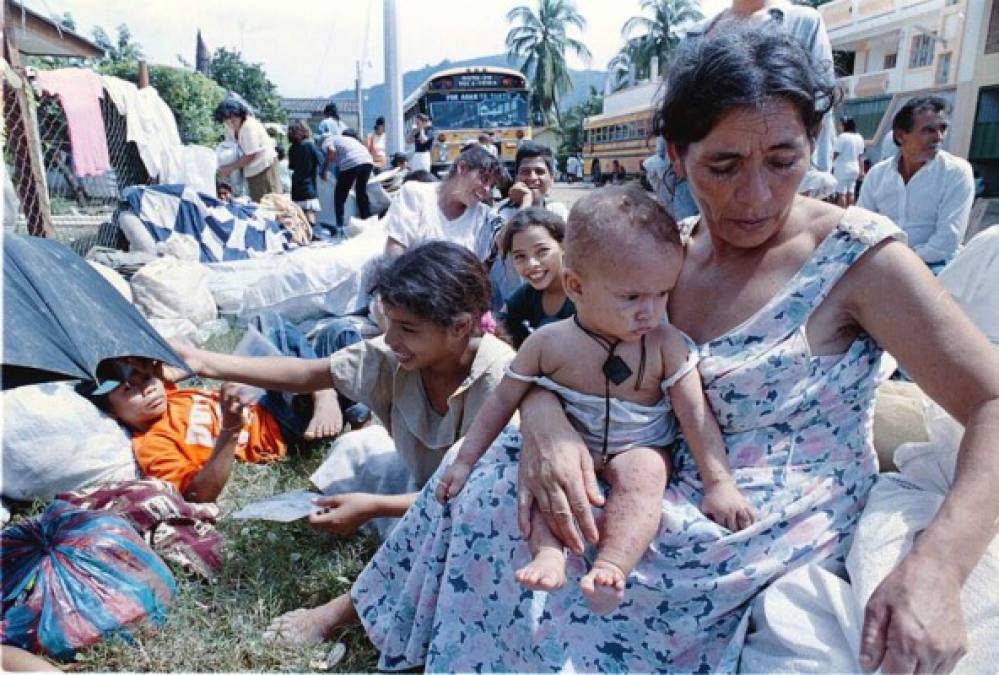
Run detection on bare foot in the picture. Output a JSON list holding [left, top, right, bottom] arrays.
[[262, 594, 356, 645], [580, 560, 626, 615], [514, 548, 566, 591], [303, 390, 343, 441]]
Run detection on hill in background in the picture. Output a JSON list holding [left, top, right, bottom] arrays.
[[331, 53, 605, 131]]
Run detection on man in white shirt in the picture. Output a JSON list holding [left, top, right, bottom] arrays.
[[858, 96, 974, 272], [831, 117, 865, 207]]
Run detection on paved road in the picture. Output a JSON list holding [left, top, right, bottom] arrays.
[[549, 181, 594, 209]]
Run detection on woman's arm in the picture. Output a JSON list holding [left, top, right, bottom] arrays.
[[219, 151, 262, 175], [176, 343, 334, 393], [846, 240, 999, 673], [518, 387, 605, 554], [309, 492, 418, 536], [320, 146, 335, 180]]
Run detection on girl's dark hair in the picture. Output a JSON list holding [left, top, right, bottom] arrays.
[[375, 116, 386, 128], [324, 103, 339, 118], [654, 27, 837, 155], [500, 207, 566, 257], [373, 241, 490, 327], [342, 128, 360, 140], [841, 116, 857, 133], [446, 144, 510, 185]]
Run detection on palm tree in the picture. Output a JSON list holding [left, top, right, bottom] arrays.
[[505, 0, 592, 126], [621, 0, 703, 80]]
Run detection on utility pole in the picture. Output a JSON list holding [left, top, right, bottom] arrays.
[[355, 60, 364, 134], [383, 0, 405, 155]]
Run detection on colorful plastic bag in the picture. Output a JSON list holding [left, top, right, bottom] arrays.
[[1, 501, 176, 658]]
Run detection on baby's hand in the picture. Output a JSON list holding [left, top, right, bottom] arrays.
[[701, 478, 756, 531], [435, 460, 474, 504]]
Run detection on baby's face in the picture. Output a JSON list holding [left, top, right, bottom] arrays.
[[569, 242, 682, 343]]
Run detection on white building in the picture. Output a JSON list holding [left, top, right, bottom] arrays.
[[821, 0, 999, 193]]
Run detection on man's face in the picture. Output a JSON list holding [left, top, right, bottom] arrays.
[[896, 107, 949, 168]]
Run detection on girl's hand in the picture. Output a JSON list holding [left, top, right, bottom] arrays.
[[219, 382, 251, 431], [518, 389, 604, 554], [435, 461, 473, 503], [700, 478, 756, 531], [309, 493, 379, 536]]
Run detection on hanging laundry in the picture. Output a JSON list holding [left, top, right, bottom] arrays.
[[34, 68, 111, 178]]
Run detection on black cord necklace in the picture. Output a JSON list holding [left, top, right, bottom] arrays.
[[573, 315, 647, 464]]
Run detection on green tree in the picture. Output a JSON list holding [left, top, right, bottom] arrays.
[[505, 0, 592, 126], [208, 47, 286, 123], [558, 85, 603, 158], [620, 0, 703, 82], [100, 60, 225, 146], [92, 24, 144, 68]]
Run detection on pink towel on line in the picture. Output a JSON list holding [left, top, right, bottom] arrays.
[[34, 68, 111, 178]]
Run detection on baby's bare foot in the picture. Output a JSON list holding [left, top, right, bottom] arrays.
[[580, 560, 626, 615], [304, 391, 343, 441], [514, 548, 566, 591]]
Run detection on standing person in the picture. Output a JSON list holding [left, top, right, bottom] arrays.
[[575, 154, 585, 182], [565, 155, 579, 184], [859, 96, 975, 273], [366, 117, 388, 173], [832, 116, 865, 207], [317, 103, 346, 146], [591, 157, 602, 185], [287, 121, 325, 228], [409, 113, 434, 172], [479, 132, 499, 157], [383, 144, 507, 260], [321, 129, 374, 232], [286, 29, 999, 672], [214, 98, 281, 202]]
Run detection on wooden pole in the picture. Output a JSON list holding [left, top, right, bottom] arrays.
[[137, 60, 149, 89], [2, 36, 55, 237]]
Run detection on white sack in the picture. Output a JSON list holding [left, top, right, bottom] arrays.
[[130, 257, 217, 326], [1, 383, 138, 500], [204, 220, 387, 323], [938, 225, 999, 345], [87, 261, 133, 302]]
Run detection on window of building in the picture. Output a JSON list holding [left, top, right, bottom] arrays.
[[883, 52, 897, 69], [936, 52, 952, 84], [909, 34, 935, 68], [988, 1, 999, 54]]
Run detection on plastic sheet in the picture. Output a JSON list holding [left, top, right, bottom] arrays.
[[0, 501, 176, 658]]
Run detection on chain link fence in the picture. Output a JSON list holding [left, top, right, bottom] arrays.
[[3, 69, 149, 255]]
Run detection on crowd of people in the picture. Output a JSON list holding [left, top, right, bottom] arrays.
[[13, 1, 997, 672]]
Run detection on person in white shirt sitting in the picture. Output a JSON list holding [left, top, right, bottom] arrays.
[[832, 116, 865, 207], [858, 96, 975, 273]]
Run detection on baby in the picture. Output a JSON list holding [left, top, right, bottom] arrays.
[[436, 185, 755, 614]]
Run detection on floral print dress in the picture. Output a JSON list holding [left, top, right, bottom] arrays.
[[351, 209, 903, 672]]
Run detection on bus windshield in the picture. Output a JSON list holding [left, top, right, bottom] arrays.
[[427, 91, 529, 130]]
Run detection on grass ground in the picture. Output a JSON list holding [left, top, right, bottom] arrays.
[[11, 330, 382, 672]]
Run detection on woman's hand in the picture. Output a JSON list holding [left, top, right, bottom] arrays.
[[518, 389, 605, 554], [860, 551, 968, 673], [309, 493, 380, 536]]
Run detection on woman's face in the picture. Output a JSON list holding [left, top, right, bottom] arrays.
[[515, 157, 553, 202], [677, 98, 811, 249], [509, 226, 563, 291], [451, 166, 493, 207], [382, 303, 470, 371]]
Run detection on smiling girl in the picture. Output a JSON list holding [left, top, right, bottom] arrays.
[[499, 207, 576, 348], [175, 242, 513, 535]]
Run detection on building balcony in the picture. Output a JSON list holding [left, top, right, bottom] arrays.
[[837, 68, 903, 98], [820, 0, 946, 38]]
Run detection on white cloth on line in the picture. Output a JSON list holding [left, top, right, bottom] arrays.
[[160, 145, 218, 196]]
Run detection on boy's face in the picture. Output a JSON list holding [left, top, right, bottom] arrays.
[[565, 237, 682, 343], [515, 157, 553, 202], [108, 373, 168, 430]]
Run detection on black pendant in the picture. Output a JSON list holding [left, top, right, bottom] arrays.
[[603, 354, 632, 385]]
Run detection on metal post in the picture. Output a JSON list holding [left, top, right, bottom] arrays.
[[383, 0, 404, 155], [355, 59, 364, 134]]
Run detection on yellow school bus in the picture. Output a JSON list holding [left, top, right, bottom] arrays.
[[403, 66, 532, 172], [582, 103, 657, 180]]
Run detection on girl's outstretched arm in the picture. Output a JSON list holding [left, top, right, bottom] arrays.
[[174, 342, 334, 394]]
